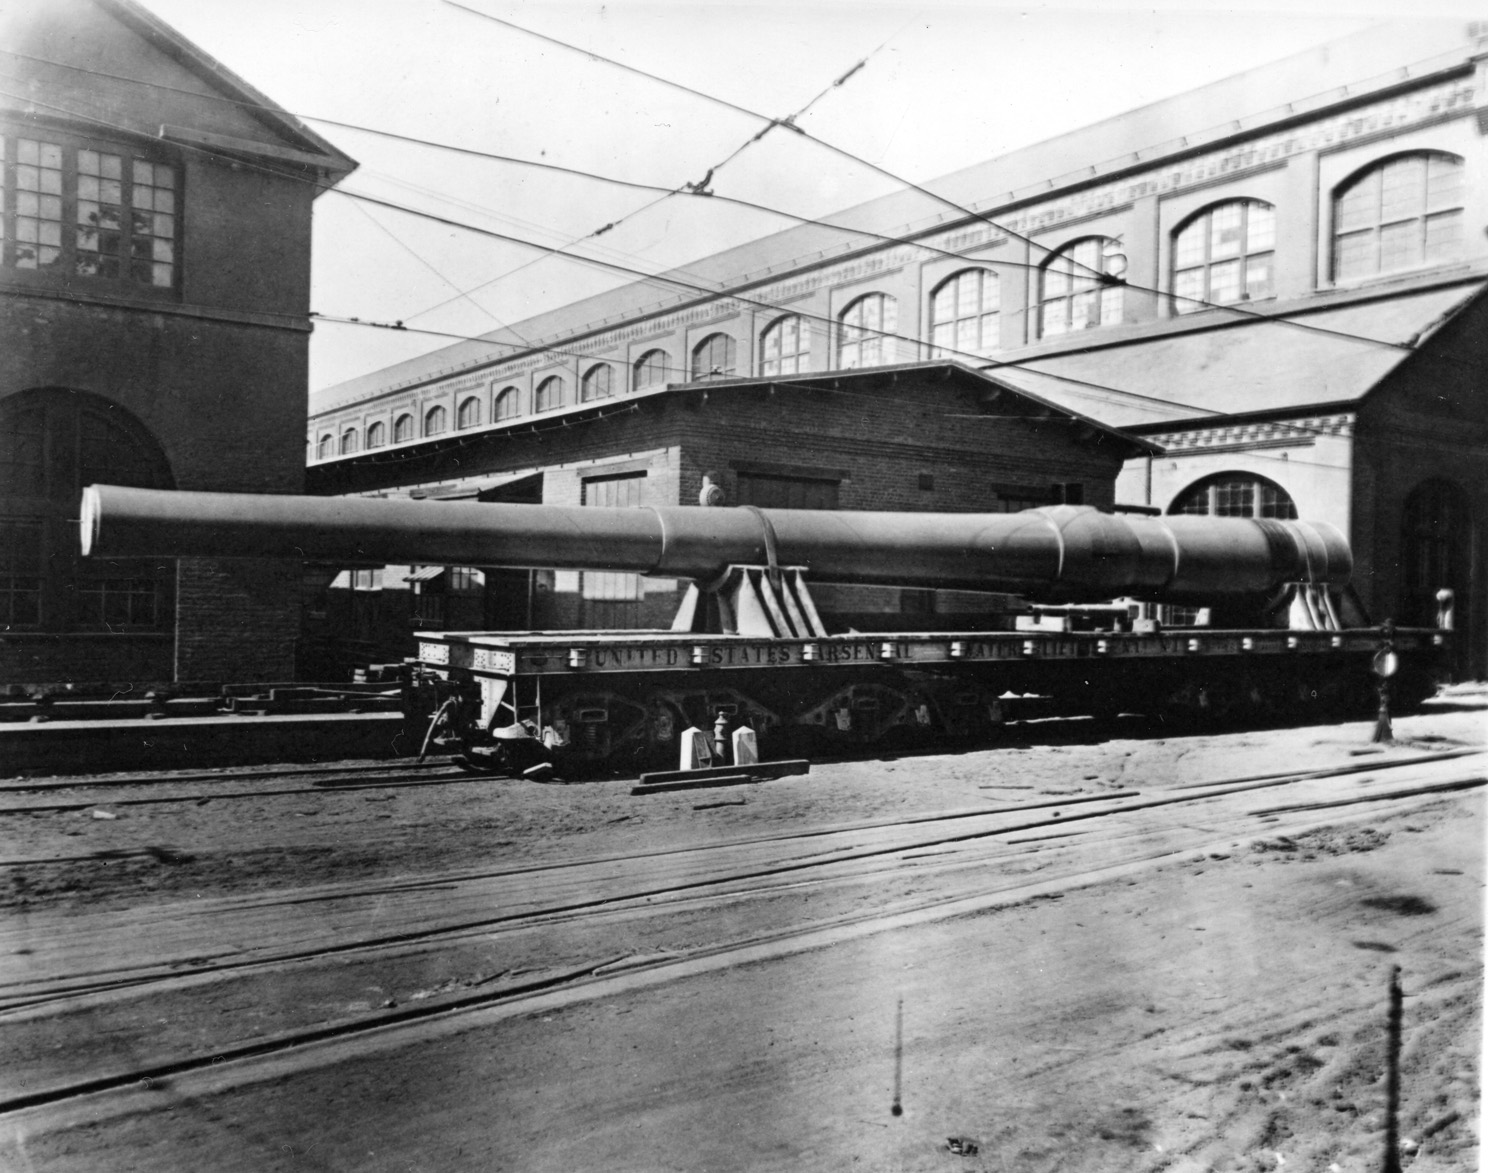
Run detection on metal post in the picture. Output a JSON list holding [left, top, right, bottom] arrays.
[[1372, 619, 1396, 745], [1383, 965, 1403, 1173], [891, 996, 903, 1118], [713, 709, 730, 765]]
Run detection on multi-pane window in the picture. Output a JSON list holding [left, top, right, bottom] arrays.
[[837, 293, 897, 368], [495, 387, 520, 420], [1333, 152, 1465, 282], [1172, 201, 1274, 313], [1038, 237, 1126, 337], [581, 364, 614, 402], [581, 472, 646, 622], [366, 421, 386, 449], [1170, 474, 1297, 519], [3, 129, 178, 288], [316, 434, 333, 460], [424, 405, 447, 436], [535, 376, 565, 412], [393, 414, 413, 442], [633, 349, 670, 391], [691, 333, 736, 380], [14, 138, 63, 269], [457, 397, 481, 429], [929, 269, 1000, 356], [339, 428, 358, 455], [760, 315, 810, 376]]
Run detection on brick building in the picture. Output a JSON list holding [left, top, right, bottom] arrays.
[[310, 21, 1488, 677], [0, 0, 354, 686], [305, 362, 1151, 668]]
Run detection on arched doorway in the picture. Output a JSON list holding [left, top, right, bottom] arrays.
[[1400, 478, 1475, 677], [0, 388, 175, 639]]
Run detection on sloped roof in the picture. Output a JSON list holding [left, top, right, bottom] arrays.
[[983, 280, 1487, 429], [670, 360, 1160, 459], [313, 19, 1484, 406], [0, 0, 356, 186]]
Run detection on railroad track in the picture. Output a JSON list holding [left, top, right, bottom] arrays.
[[1, 746, 1481, 1124]]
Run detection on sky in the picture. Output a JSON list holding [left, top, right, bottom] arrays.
[[130, 0, 1479, 395]]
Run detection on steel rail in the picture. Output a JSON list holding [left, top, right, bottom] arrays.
[[4, 770, 1480, 1119], [4, 752, 1479, 1018]]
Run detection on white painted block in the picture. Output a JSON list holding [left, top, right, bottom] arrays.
[[732, 727, 759, 765], [680, 727, 712, 770]]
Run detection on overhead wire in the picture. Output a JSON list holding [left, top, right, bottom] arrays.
[[4, 76, 1469, 454], [439, 0, 1473, 358], [0, 53, 1478, 447], [0, 43, 1448, 357]]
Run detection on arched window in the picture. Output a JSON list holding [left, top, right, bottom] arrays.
[[690, 333, 736, 380], [581, 364, 614, 402], [423, 406, 447, 436], [535, 376, 565, 413], [494, 386, 520, 421], [0, 388, 175, 632], [316, 434, 333, 460], [760, 315, 809, 376], [837, 293, 897, 368], [365, 420, 386, 449], [1169, 473, 1297, 520], [1333, 152, 1464, 282], [1038, 236, 1126, 338], [393, 414, 413, 443], [457, 397, 481, 430], [339, 428, 358, 455], [633, 349, 669, 392], [929, 269, 999, 356], [1172, 201, 1274, 313]]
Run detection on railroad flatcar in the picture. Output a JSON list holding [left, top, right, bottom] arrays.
[[81, 484, 1448, 774]]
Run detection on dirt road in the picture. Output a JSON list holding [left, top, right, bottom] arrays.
[[1, 697, 1482, 1171]]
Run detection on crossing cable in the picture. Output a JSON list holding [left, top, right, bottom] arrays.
[[0, 82, 1478, 443], [440, 1, 1479, 358], [0, 47, 1467, 362], [0, 42, 1446, 357]]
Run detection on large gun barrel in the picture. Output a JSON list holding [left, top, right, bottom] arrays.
[[80, 484, 1350, 603]]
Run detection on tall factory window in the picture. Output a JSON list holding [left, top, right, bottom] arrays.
[[339, 428, 358, 455], [930, 269, 1000, 357], [633, 349, 670, 391], [316, 434, 333, 460], [760, 314, 809, 376], [457, 397, 481, 429], [837, 293, 896, 368], [535, 376, 566, 413], [735, 471, 840, 510], [0, 388, 174, 633], [393, 414, 413, 442], [581, 364, 614, 402], [424, 405, 448, 436], [1172, 200, 1275, 312], [365, 421, 386, 449], [691, 333, 736, 380], [1038, 236, 1126, 337], [1333, 152, 1464, 282], [1170, 473, 1297, 519], [495, 387, 520, 420], [1, 128, 179, 292], [580, 471, 646, 626]]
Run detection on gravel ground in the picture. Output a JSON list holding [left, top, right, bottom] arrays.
[[1, 693, 1483, 1171]]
